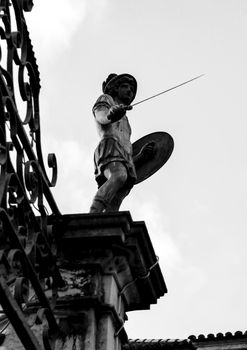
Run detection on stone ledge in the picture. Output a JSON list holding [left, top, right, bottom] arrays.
[[50, 211, 167, 312]]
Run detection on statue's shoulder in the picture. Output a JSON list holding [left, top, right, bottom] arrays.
[[93, 94, 115, 111]]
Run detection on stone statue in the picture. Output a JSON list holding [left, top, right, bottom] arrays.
[[89, 73, 154, 213]]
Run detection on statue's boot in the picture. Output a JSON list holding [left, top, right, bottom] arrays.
[[89, 196, 108, 213]]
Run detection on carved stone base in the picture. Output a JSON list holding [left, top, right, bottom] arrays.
[[1, 212, 167, 350]]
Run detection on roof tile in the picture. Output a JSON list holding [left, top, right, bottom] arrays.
[[189, 330, 247, 342]]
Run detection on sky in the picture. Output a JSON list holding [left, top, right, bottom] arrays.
[[22, 0, 247, 340]]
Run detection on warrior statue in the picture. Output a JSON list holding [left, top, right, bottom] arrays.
[[90, 73, 174, 213]]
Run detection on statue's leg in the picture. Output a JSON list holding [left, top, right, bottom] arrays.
[[89, 162, 128, 213], [109, 187, 130, 211], [89, 195, 108, 213]]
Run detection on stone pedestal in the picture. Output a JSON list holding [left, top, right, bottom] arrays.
[[1, 212, 167, 350], [52, 211, 167, 350]]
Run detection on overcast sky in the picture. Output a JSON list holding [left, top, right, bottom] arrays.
[[24, 0, 247, 340]]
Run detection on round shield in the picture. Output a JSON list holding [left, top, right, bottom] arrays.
[[132, 131, 174, 184]]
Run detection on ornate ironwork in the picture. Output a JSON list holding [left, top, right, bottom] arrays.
[[0, 1, 64, 348]]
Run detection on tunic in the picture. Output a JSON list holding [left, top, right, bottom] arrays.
[[92, 94, 137, 188]]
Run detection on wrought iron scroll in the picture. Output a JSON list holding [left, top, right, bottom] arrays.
[[0, 1, 65, 349]]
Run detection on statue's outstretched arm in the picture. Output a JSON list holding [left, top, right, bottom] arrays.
[[95, 104, 131, 124]]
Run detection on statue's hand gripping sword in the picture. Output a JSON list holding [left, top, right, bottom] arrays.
[[126, 74, 204, 110]]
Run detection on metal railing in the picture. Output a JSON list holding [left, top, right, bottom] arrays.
[[0, 1, 64, 348]]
